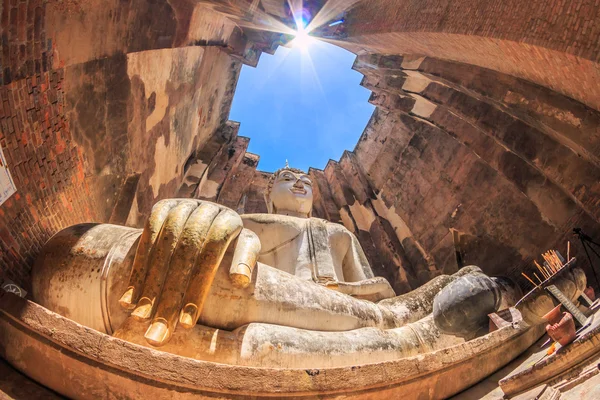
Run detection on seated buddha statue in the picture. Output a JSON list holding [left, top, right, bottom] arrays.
[[117, 165, 408, 346], [32, 164, 586, 368]]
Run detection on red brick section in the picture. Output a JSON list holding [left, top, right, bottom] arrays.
[[333, 0, 600, 112], [0, 0, 101, 287], [0, 71, 97, 287], [1, 0, 48, 85], [0, 0, 281, 289], [346, 0, 600, 62], [0, 0, 91, 287]]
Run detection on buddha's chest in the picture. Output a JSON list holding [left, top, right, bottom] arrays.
[[241, 215, 350, 279]]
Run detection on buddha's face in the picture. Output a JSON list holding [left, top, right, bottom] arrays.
[[270, 170, 313, 216]]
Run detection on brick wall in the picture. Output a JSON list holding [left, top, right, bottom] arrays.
[[347, 0, 600, 61], [2, 0, 600, 294], [0, 70, 97, 285], [216, 53, 600, 293], [335, 0, 600, 112], [0, 0, 99, 286], [322, 55, 600, 291], [0, 0, 257, 288], [1, 0, 49, 85]]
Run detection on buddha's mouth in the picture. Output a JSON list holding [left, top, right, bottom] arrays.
[[290, 187, 307, 195]]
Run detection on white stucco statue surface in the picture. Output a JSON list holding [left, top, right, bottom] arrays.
[[31, 165, 582, 369]]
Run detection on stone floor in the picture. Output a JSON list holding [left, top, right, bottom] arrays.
[[453, 310, 600, 400], [451, 335, 550, 400], [561, 370, 600, 399]]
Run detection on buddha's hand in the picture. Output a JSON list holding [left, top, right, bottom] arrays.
[[325, 277, 396, 302], [117, 199, 261, 346]]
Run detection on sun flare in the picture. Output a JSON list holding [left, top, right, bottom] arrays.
[[292, 26, 314, 50]]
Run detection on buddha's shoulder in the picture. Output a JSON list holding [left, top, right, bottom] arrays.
[[325, 221, 355, 239], [241, 214, 306, 229], [309, 218, 356, 245], [316, 219, 348, 231], [240, 214, 351, 234], [306, 217, 354, 239]]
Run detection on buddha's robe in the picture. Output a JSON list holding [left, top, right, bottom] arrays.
[[194, 214, 399, 331], [241, 214, 374, 285]]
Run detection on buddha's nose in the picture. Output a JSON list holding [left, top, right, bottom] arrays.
[[293, 179, 304, 188]]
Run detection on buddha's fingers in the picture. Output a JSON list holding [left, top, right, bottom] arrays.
[[119, 199, 181, 309], [179, 209, 243, 329], [229, 229, 261, 289], [144, 202, 220, 346], [130, 201, 199, 321]]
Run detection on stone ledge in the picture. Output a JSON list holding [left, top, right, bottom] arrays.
[[0, 292, 542, 399]]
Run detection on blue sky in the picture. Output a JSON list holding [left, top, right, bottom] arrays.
[[229, 38, 375, 173]]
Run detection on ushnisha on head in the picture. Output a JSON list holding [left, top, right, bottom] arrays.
[[264, 166, 313, 218]]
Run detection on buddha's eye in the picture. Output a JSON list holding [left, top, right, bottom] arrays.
[[280, 173, 294, 181], [300, 177, 312, 186]]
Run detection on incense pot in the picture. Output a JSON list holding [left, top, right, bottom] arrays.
[[542, 304, 563, 325], [584, 286, 596, 301]]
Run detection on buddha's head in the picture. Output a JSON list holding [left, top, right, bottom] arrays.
[[265, 166, 313, 218]]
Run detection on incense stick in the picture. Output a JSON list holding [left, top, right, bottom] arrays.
[[534, 260, 549, 279], [522, 272, 537, 288]]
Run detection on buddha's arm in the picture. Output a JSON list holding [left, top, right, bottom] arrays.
[[343, 234, 374, 281], [329, 230, 396, 301]]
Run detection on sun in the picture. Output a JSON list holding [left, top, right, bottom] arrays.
[[292, 26, 314, 51]]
